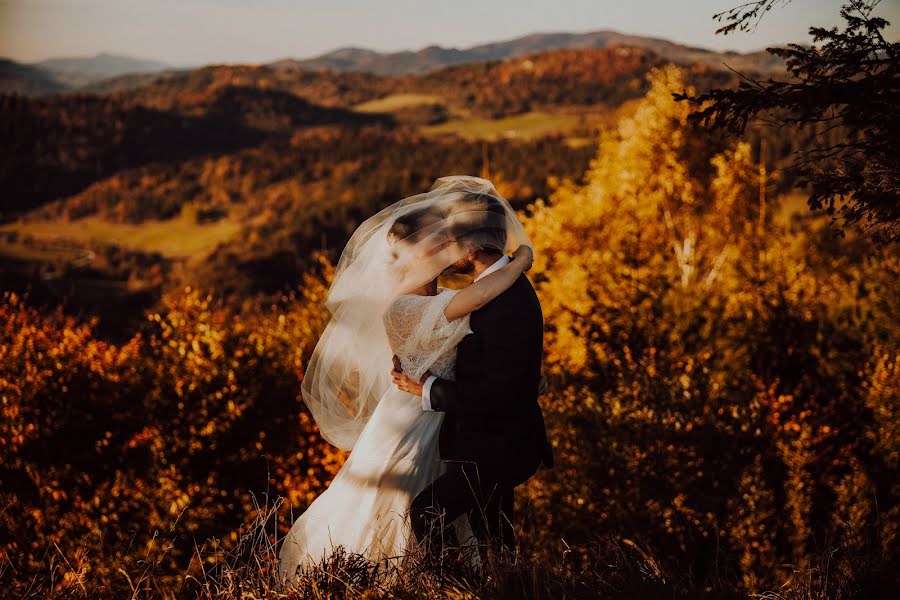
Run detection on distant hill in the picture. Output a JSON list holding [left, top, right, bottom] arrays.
[[0, 38, 808, 321], [407, 46, 740, 117], [274, 30, 785, 75], [0, 53, 173, 96], [1, 31, 784, 98], [87, 46, 745, 125], [35, 52, 172, 87], [0, 59, 67, 96], [81, 64, 395, 109], [1, 43, 754, 224], [0, 86, 391, 218]]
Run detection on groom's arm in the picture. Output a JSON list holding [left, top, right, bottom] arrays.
[[426, 306, 530, 416]]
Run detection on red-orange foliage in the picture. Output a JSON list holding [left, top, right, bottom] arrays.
[[1, 260, 346, 590]]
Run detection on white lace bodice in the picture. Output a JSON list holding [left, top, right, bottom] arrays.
[[382, 288, 471, 382]]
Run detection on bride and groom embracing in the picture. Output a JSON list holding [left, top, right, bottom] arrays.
[[278, 175, 554, 586]]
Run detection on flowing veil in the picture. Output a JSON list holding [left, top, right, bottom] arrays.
[[300, 176, 532, 450]]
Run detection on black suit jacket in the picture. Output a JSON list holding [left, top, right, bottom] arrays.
[[429, 274, 553, 485]]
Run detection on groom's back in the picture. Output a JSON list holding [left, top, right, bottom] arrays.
[[441, 274, 551, 481]]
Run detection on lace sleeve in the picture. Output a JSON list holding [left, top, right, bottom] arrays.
[[382, 289, 471, 381]]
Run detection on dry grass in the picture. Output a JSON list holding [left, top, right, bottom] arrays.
[[6, 494, 882, 600], [2, 495, 676, 600], [0, 488, 890, 600]]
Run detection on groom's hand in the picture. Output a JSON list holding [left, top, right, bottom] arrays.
[[392, 369, 430, 396]]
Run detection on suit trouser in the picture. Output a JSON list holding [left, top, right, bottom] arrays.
[[410, 460, 515, 558]]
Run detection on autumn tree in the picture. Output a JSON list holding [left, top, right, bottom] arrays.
[[676, 0, 899, 244], [519, 64, 899, 594]]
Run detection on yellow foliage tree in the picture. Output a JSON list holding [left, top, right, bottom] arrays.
[[519, 64, 899, 592]]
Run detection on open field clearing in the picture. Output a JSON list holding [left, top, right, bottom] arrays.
[[353, 93, 446, 112], [422, 111, 582, 140], [0, 214, 241, 259]]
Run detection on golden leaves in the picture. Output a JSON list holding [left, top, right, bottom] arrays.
[[515, 64, 899, 590]]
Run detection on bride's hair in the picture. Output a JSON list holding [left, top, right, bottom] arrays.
[[387, 207, 432, 245], [386, 207, 447, 274]]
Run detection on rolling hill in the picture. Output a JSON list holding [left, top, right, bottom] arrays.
[[0, 40, 798, 332], [0, 58, 68, 96], [85, 46, 742, 121], [35, 52, 174, 87], [1, 43, 763, 226], [1, 29, 784, 98], [276, 29, 785, 75], [0, 53, 175, 96]]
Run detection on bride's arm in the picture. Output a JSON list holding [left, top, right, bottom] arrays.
[[443, 245, 533, 322]]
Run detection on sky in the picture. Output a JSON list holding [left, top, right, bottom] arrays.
[[1, 0, 898, 66]]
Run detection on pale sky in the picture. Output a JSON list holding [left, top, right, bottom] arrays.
[[1, 0, 898, 66]]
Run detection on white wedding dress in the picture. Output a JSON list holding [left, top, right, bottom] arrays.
[[278, 288, 473, 585]]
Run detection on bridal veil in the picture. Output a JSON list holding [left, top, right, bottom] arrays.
[[300, 176, 532, 450]]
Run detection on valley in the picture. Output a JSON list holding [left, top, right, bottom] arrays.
[[0, 43, 797, 339]]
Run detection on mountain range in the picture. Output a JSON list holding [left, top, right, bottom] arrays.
[[274, 30, 783, 75], [0, 30, 784, 97]]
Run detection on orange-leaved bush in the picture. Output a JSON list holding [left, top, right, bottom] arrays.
[[0, 259, 346, 590]]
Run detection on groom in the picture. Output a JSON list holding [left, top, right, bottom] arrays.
[[391, 192, 553, 558]]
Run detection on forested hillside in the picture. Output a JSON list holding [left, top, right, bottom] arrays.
[[1, 39, 895, 598]]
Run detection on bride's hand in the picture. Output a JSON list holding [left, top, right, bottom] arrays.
[[392, 368, 430, 397], [512, 245, 534, 271]]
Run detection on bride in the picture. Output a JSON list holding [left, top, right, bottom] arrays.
[[278, 176, 536, 585]]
